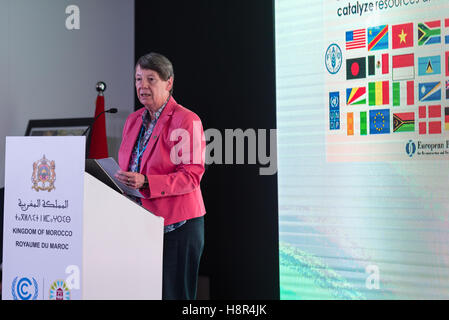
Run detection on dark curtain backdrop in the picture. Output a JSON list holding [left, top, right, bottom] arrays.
[[135, 0, 279, 299]]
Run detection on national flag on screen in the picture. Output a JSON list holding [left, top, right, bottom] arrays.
[[368, 53, 389, 76], [392, 23, 413, 49], [360, 111, 367, 135], [446, 80, 449, 99], [368, 81, 389, 106], [369, 109, 390, 134], [367, 25, 389, 51], [392, 53, 414, 81], [346, 29, 366, 50], [446, 51, 449, 76], [418, 55, 441, 76], [445, 107, 449, 131], [419, 105, 441, 134], [418, 20, 441, 46], [347, 112, 354, 136], [392, 81, 414, 106], [346, 57, 366, 80], [444, 19, 449, 44], [419, 81, 441, 102], [346, 87, 366, 105], [393, 112, 415, 132]]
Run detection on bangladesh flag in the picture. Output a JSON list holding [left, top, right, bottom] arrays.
[[346, 57, 366, 80]]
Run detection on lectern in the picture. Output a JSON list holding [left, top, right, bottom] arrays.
[[2, 137, 164, 300], [82, 172, 163, 299]]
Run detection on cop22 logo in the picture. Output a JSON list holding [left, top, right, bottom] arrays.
[[406, 140, 416, 158], [11, 277, 39, 300]]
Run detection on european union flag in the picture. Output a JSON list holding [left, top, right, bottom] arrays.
[[370, 109, 390, 134]]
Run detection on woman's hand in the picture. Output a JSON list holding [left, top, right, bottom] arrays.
[[115, 170, 146, 189]]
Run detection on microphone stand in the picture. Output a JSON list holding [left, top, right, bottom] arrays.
[[82, 108, 118, 136]]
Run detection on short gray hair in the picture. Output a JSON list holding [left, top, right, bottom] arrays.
[[135, 52, 174, 95]]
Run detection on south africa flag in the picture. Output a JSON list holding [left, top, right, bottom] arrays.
[[418, 21, 441, 46]]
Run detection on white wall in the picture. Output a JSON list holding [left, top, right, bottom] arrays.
[[0, 0, 135, 188]]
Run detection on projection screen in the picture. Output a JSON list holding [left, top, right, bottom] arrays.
[[276, 0, 449, 299]]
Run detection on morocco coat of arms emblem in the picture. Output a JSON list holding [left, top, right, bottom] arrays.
[[31, 155, 56, 192]]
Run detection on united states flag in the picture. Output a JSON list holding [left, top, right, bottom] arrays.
[[346, 29, 366, 50]]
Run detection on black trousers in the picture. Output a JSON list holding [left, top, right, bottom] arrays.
[[162, 216, 204, 300]]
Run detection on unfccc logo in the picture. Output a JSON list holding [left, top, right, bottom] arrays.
[[406, 140, 416, 157], [11, 277, 39, 300]]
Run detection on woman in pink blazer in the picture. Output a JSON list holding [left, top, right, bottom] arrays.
[[115, 52, 206, 300]]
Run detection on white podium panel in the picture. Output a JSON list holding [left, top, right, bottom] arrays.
[[82, 173, 164, 300], [2, 137, 164, 300], [2, 137, 85, 300]]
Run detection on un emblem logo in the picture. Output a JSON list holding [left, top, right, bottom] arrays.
[[405, 140, 416, 157], [325, 43, 342, 74], [330, 94, 339, 108], [11, 277, 39, 300]]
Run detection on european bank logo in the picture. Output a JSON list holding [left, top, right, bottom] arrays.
[[406, 140, 416, 157], [11, 276, 39, 300]]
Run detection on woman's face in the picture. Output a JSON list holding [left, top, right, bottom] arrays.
[[135, 65, 173, 112]]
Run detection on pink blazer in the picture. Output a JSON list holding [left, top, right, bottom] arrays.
[[118, 96, 206, 225]]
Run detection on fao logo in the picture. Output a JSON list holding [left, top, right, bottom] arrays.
[[325, 43, 342, 74], [406, 140, 416, 157], [11, 277, 39, 300]]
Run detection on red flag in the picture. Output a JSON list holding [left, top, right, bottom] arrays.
[[88, 93, 108, 159], [419, 105, 442, 134], [382, 53, 389, 74], [392, 23, 413, 49], [392, 53, 414, 81], [407, 81, 414, 105], [446, 51, 449, 76]]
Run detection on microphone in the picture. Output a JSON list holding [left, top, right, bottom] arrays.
[[82, 108, 118, 136]]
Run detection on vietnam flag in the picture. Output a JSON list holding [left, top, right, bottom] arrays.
[[392, 23, 413, 49], [88, 93, 109, 159]]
